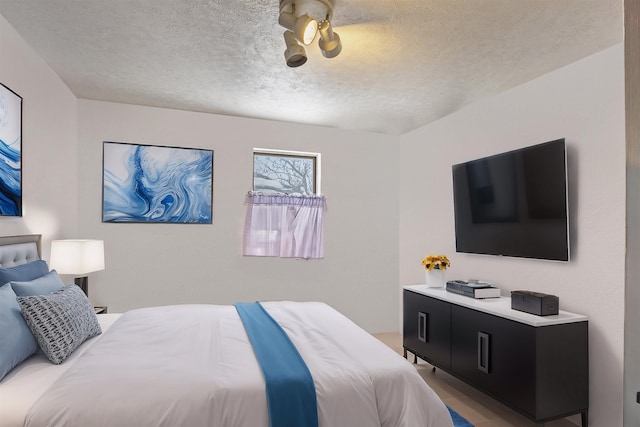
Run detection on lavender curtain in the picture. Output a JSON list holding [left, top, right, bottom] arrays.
[[243, 192, 326, 259]]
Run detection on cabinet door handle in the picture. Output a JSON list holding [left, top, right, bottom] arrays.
[[418, 312, 428, 343], [478, 331, 490, 373]]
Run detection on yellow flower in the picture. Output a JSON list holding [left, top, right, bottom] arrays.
[[421, 254, 450, 271]]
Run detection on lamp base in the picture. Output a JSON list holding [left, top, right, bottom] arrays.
[[75, 276, 89, 296]]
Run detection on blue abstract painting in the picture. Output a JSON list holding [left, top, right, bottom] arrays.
[[103, 142, 213, 223], [0, 83, 22, 217]]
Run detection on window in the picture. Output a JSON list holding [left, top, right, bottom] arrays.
[[253, 149, 320, 196], [244, 149, 325, 259]]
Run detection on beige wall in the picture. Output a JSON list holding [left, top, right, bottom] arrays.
[[0, 14, 78, 258], [399, 44, 625, 426]]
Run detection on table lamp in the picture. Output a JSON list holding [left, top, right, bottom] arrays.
[[50, 239, 105, 296]]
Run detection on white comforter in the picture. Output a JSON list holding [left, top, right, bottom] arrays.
[[23, 302, 453, 427]]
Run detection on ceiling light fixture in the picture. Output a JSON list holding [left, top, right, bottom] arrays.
[[279, 0, 342, 67], [318, 19, 341, 58], [283, 31, 308, 67], [279, 12, 318, 45]]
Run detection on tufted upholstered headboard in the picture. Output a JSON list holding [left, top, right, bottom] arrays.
[[0, 235, 42, 268]]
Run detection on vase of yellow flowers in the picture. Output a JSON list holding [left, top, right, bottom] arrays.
[[421, 254, 450, 288]]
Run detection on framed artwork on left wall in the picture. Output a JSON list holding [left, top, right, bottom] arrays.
[[102, 141, 213, 224], [0, 82, 22, 217]]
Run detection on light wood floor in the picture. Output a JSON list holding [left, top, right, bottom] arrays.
[[373, 332, 580, 427]]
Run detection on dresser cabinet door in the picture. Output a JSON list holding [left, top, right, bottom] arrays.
[[450, 305, 536, 417], [403, 290, 451, 370]]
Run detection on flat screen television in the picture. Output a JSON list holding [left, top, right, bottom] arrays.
[[452, 139, 569, 261]]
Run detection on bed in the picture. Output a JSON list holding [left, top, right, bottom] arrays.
[[0, 234, 453, 427]]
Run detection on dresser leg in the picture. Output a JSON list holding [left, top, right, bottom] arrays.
[[581, 410, 588, 427], [403, 347, 407, 358]]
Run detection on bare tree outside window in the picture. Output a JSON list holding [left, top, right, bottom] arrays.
[[253, 152, 317, 196]]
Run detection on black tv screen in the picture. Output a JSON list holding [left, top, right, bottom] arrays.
[[452, 139, 569, 261]]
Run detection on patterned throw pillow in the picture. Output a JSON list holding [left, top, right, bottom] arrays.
[[17, 285, 102, 364]]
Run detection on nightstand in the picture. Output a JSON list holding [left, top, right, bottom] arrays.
[[94, 306, 108, 314]]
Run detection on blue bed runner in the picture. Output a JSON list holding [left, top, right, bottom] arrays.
[[234, 302, 318, 427]]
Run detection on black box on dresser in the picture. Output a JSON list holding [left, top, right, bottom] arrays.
[[511, 290, 559, 316]]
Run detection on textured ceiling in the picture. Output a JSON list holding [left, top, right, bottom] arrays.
[[0, 0, 623, 134]]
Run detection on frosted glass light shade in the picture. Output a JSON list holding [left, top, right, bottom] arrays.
[[50, 240, 105, 275]]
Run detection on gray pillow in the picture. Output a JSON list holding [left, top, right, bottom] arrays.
[[17, 285, 101, 364]]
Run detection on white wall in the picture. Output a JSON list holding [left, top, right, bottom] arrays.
[[0, 14, 78, 258], [624, 0, 640, 423], [76, 100, 399, 333], [399, 44, 625, 426]]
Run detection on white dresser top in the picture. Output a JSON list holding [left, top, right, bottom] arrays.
[[404, 285, 588, 327]]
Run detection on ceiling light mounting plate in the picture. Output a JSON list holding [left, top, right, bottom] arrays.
[[279, 0, 335, 21]]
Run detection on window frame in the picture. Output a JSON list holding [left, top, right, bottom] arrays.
[[252, 148, 321, 196]]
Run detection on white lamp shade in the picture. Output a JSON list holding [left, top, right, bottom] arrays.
[[50, 240, 105, 275]]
